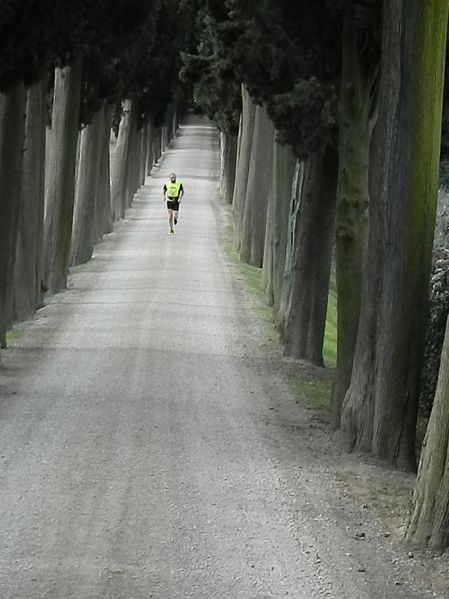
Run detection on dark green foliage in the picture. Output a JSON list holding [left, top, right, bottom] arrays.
[[109, 0, 195, 128], [180, 10, 241, 136], [79, 0, 158, 125], [0, 0, 55, 90], [196, 0, 380, 158], [195, 1, 340, 156], [0, 0, 187, 130], [272, 79, 338, 159]]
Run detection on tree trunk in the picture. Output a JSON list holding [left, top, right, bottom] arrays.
[[276, 160, 303, 331], [406, 314, 449, 550], [125, 101, 139, 209], [233, 86, 256, 252], [43, 61, 82, 295], [240, 104, 274, 267], [282, 148, 338, 366], [70, 107, 103, 266], [0, 84, 26, 347], [111, 99, 132, 220], [13, 78, 46, 322], [95, 103, 113, 240], [161, 124, 168, 152], [332, 17, 371, 426], [341, 0, 448, 470], [220, 131, 238, 204], [262, 139, 276, 306], [145, 119, 155, 176], [155, 128, 163, 162], [263, 142, 296, 311], [138, 124, 147, 185]]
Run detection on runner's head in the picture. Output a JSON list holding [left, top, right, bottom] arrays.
[[170, 172, 176, 182]]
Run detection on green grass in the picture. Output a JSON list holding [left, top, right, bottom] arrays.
[[323, 275, 337, 368], [225, 232, 275, 341], [292, 373, 333, 411], [5, 326, 22, 344], [225, 225, 337, 411]]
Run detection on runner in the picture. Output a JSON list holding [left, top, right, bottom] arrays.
[[163, 172, 184, 234]]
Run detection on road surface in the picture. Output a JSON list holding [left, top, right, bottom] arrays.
[[0, 116, 438, 598]]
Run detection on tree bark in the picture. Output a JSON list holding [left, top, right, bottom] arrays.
[[13, 78, 46, 322], [94, 103, 113, 240], [282, 148, 338, 366], [262, 141, 296, 308], [332, 17, 371, 426], [125, 102, 139, 209], [145, 119, 155, 176], [406, 314, 449, 550], [276, 160, 303, 332], [233, 86, 256, 252], [0, 84, 26, 347], [342, 0, 448, 470], [111, 99, 132, 220], [70, 107, 103, 266], [43, 61, 82, 295], [138, 124, 147, 186], [220, 131, 238, 204], [240, 103, 274, 267]]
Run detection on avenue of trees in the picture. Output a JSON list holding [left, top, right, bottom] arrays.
[[0, 0, 185, 346], [2, 0, 449, 552], [181, 0, 449, 550]]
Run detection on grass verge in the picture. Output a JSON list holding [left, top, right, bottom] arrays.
[[225, 231, 275, 342], [323, 275, 337, 368], [5, 326, 22, 345], [291, 372, 333, 411], [225, 225, 337, 412]]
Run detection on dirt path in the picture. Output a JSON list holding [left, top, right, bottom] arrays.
[[0, 116, 444, 598]]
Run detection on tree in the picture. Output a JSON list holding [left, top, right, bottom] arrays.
[[13, 78, 47, 321], [341, 0, 449, 469], [44, 1, 159, 292], [331, 2, 380, 424], [203, 0, 340, 364], [0, 84, 26, 348], [0, 0, 58, 344], [406, 312, 449, 549]]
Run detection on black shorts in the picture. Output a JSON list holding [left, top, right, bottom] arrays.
[[167, 199, 179, 211]]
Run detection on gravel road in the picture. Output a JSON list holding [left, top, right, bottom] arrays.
[[0, 116, 440, 598]]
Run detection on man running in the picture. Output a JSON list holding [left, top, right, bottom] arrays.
[[163, 172, 184, 235]]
